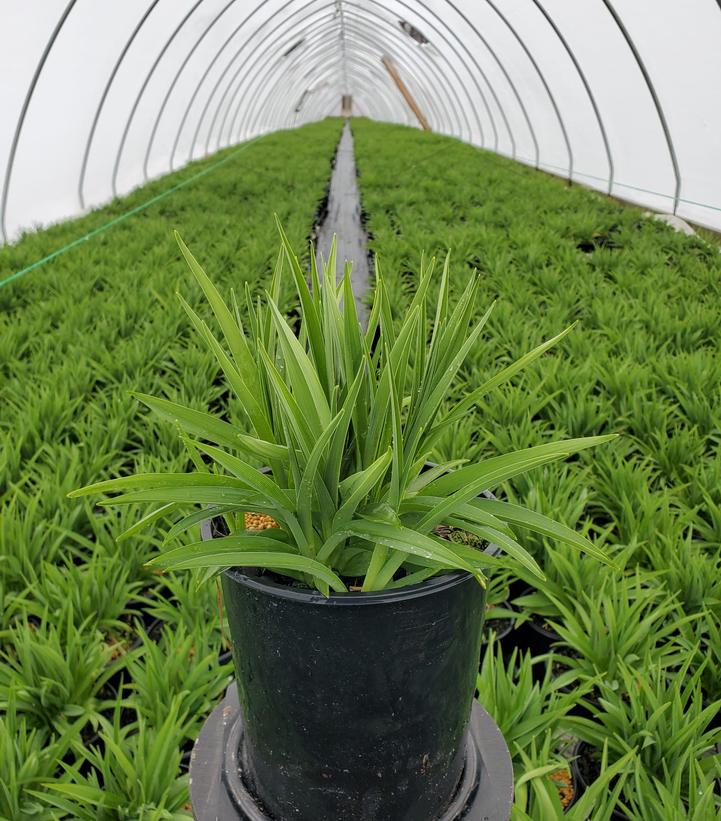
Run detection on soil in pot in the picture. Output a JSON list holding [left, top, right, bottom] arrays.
[[512, 588, 563, 659], [548, 649, 601, 719], [571, 742, 629, 820], [550, 765, 577, 812], [482, 608, 514, 644], [222, 515, 491, 591]]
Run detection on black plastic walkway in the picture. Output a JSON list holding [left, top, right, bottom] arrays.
[[315, 120, 370, 327]]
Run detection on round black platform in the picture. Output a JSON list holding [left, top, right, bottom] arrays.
[[189, 683, 513, 821]]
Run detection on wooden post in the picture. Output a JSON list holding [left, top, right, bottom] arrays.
[[381, 55, 431, 131]]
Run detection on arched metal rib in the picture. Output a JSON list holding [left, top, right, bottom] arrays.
[[253, 41, 407, 132], [394, 0, 499, 149], [193, 1, 458, 157], [232, 11, 453, 144], [223, 0, 470, 146], [168, 0, 289, 172], [482, 0, 573, 177], [142, 0, 240, 181], [353, 0, 477, 142], [202, 1, 462, 155], [292, 62, 398, 124], [232, 15, 449, 140], [235, 20, 448, 140], [441, 0, 536, 163], [259, 44, 409, 127], [111, 0, 209, 196], [531, 0, 614, 192], [78, 0, 161, 210], [0, 0, 78, 243], [264, 54, 406, 128], [601, 0, 681, 212]]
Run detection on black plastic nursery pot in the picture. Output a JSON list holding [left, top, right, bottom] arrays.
[[480, 604, 516, 664], [192, 509, 514, 821], [482, 604, 515, 645], [221, 564, 484, 821], [570, 741, 628, 820], [512, 588, 562, 662]]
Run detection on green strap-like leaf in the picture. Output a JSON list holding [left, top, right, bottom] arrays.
[[191, 443, 293, 509], [341, 519, 486, 586], [405, 302, 493, 461], [97, 487, 263, 506], [449, 521, 544, 580], [438, 324, 577, 432], [297, 412, 344, 541], [162, 505, 241, 545], [401, 495, 513, 537], [130, 393, 243, 451], [176, 293, 273, 442], [116, 503, 176, 541], [406, 460, 467, 494], [332, 449, 393, 532], [258, 345, 316, 456], [324, 359, 366, 503], [175, 232, 259, 395], [236, 434, 294, 464], [267, 297, 331, 431], [68, 472, 249, 498], [274, 216, 327, 388], [423, 436, 617, 499], [191, 441, 307, 551], [470, 498, 614, 565], [149, 538, 347, 593]]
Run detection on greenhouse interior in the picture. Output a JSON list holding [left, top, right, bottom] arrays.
[[1, 2, 720, 819]]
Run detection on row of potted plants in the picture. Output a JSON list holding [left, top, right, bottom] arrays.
[[350, 117, 721, 818], [0, 120, 346, 820]]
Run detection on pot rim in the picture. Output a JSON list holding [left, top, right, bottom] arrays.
[[223, 564, 474, 606]]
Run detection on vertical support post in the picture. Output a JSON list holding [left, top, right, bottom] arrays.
[[381, 55, 431, 131]]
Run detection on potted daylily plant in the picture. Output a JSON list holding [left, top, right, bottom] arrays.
[[71, 223, 614, 820]]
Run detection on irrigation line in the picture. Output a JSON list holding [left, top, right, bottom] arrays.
[[394, 142, 721, 216], [0, 136, 263, 291], [510, 153, 721, 213]]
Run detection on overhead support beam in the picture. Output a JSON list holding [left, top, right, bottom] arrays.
[[381, 55, 431, 131]]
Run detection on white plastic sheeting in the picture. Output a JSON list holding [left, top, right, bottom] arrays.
[[1, 0, 720, 242]]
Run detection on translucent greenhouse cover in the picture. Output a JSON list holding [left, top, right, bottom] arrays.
[[1, 0, 720, 243]]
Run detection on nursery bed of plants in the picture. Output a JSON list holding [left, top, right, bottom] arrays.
[[352, 118, 721, 818], [0, 118, 342, 819], [2, 109, 720, 820]]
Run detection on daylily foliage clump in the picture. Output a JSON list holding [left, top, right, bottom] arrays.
[[72, 224, 613, 593]]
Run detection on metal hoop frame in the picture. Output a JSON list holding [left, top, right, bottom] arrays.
[[196, 4, 449, 154], [250, 36, 414, 135], [1, 0, 694, 240], [248, 33, 415, 131], [601, 0, 680, 212], [213, 11, 446, 146], [217, 4, 465, 151], [180, 0, 470, 167], [78, 0, 162, 209], [0, 0, 77, 243]]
